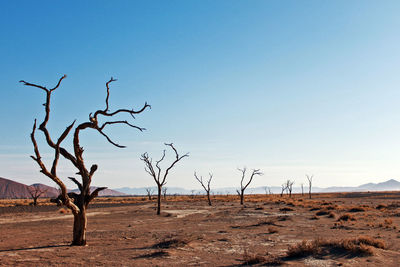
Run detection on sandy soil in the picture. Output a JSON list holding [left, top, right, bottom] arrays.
[[1, 193, 400, 266]]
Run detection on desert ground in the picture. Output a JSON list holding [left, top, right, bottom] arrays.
[[1, 193, 400, 266]]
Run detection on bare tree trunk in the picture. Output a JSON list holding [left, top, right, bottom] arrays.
[[240, 190, 244, 205], [207, 192, 211, 206], [72, 208, 87, 246], [157, 186, 162, 215], [32, 197, 38, 206]]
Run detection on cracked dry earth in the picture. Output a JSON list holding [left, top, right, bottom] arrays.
[[1, 194, 400, 266]]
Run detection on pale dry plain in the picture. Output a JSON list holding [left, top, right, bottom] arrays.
[[1, 193, 400, 266]]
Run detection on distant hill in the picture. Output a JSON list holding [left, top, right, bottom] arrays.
[[0, 177, 60, 199], [0, 177, 125, 199], [0, 177, 33, 199]]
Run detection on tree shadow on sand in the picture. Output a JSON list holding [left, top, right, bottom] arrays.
[[0, 244, 70, 252]]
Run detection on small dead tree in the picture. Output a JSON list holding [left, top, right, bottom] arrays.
[[145, 188, 154, 200], [301, 183, 304, 196], [237, 167, 263, 205], [280, 183, 287, 197], [140, 143, 188, 215], [194, 172, 213, 206], [306, 174, 313, 199], [263, 186, 269, 195], [286, 180, 294, 198], [28, 185, 48, 206], [22, 75, 149, 245], [162, 187, 167, 200]]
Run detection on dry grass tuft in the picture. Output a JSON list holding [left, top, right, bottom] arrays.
[[277, 215, 291, 221], [58, 208, 70, 214], [286, 236, 385, 259], [315, 209, 329, 216], [338, 213, 356, 221], [348, 207, 366, 212], [376, 204, 387, 210], [151, 238, 188, 249], [279, 207, 294, 212], [242, 251, 265, 265], [268, 226, 279, 234], [241, 250, 282, 266]]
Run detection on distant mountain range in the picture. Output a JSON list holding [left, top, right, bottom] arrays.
[[1, 176, 400, 199], [116, 179, 400, 195]]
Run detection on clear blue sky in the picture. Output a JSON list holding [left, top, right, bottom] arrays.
[[1, 1, 400, 190]]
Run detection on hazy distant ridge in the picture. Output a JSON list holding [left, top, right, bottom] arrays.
[[1, 177, 400, 199], [115, 179, 400, 195]]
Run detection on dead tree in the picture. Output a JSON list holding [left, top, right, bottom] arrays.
[[194, 172, 213, 206], [162, 187, 167, 200], [285, 180, 294, 198], [22, 75, 149, 246], [263, 186, 268, 195], [301, 183, 304, 196], [140, 143, 188, 215], [237, 167, 263, 205], [28, 186, 48, 206], [145, 188, 154, 200], [280, 183, 287, 197], [306, 174, 313, 199]]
